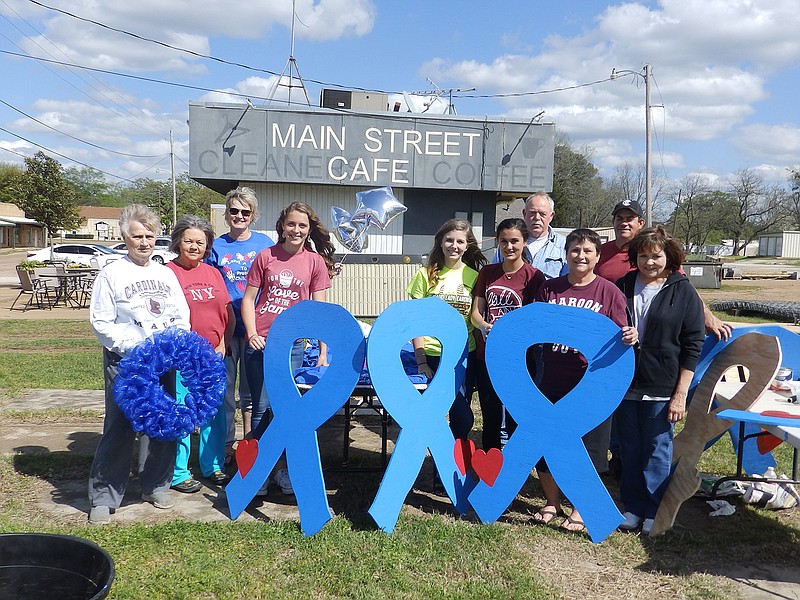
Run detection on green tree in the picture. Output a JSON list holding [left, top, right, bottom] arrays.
[[550, 134, 608, 228], [0, 162, 24, 205], [175, 173, 223, 221], [117, 174, 223, 232], [64, 166, 117, 206], [786, 167, 800, 230], [15, 152, 80, 240]]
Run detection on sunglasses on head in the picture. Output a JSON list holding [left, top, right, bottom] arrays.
[[228, 207, 252, 217]]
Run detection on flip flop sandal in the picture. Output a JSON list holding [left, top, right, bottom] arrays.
[[559, 514, 586, 534], [532, 506, 564, 525]]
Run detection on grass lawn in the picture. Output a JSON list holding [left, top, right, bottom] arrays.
[[2, 319, 800, 598], [0, 320, 103, 393]]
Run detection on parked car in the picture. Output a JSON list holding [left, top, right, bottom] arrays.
[[26, 244, 121, 268], [110, 237, 177, 264]]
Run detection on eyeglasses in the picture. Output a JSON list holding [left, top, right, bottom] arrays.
[[228, 207, 252, 217]]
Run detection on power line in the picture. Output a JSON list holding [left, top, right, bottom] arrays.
[[458, 77, 615, 98], [0, 3, 167, 138], [24, 0, 393, 95], [24, 0, 618, 102], [0, 125, 134, 182], [0, 49, 272, 101], [0, 98, 164, 158]]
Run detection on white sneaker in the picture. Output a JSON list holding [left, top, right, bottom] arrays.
[[619, 511, 643, 531], [272, 468, 294, 495], [89, 505, 111, 524], [255, 480, 270, 497], [641, 518, 655, 535]]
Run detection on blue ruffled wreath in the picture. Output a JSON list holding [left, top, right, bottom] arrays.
[[113, 327, 227, 441]]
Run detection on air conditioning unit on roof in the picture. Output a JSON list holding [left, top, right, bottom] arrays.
[[320, 89, 388, 111]]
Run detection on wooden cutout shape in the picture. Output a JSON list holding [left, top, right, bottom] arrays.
[[236, 439, 258, 477], [472, 448, 504, 486], [757, 432, 784, 455], [650, 333, 780, 536], [454, 439, 475, 476]]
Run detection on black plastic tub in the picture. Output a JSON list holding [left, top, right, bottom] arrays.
[[0, 533, 114, 599]]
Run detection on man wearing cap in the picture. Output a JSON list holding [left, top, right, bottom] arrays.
[[597, 199, 731, 341], [492, 192, 568, 279], [596, 200, 645, 283]]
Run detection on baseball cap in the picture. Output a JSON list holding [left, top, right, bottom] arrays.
[[612, 200, 644, 218]]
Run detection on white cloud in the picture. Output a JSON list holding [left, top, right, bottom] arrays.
[[425, 0, 800, 179], [9, 0, 376, 74], [733, 124, 800, 166]]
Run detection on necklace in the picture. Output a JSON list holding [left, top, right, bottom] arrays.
[[503, 263, 521, 279]]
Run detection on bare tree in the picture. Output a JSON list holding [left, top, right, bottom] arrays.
[[727, 169, 786, 255], [605, 161, 670, 223], [786, 167, 800, 229], [666, 175, 709, 246]]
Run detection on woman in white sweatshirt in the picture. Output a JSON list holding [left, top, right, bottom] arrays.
[[87, 204, 190, 524]]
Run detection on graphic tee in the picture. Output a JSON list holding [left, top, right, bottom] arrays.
[[208, 231, 274, 336], [167, 261, 232, 348], [534, 275, 628, 400], [247, 245, 331, 338], [473, 263, 546, 360], [407, 264, 478, 355], [89, 256, 191, 355]]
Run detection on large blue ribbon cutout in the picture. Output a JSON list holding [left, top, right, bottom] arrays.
[[367, 297, 473, 533], [469, 302, 634, 543], [226, 301, 365, 535]]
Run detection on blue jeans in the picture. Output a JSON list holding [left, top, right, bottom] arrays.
[[427, 350, 475, 441], [615, 399, 674, 519], [245, 338, 305, 440]]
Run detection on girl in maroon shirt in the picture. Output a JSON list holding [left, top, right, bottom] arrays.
[[471, 218, 545, 450]]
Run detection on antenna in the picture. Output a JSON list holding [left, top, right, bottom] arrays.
[[412, 79, 476, 115], [268, 0, 310, 107]]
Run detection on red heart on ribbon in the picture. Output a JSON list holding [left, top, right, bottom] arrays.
[[236, 439, 259, 477], [472, 448, 503, 487], [757, 432, 783, 454], [760, 410, 800, 419], [453, 438, 475, 476]]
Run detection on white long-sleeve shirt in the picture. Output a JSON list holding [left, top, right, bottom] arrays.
[[90, 256, 191, 355]]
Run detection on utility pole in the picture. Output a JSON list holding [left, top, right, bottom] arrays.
[[644, 64, 652, 227], [611, 63, 653, 226], [170, 128, 177, 229]]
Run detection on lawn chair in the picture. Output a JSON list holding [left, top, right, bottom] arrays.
[[10, 267, 54, 311], [33, 267, 64, 304]]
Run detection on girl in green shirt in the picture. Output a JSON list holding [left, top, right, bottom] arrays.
[[407, 218, 487, 440]]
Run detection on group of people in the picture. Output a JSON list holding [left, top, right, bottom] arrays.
[[410, 193, 720, 535], [86, 188, 723, 537], [87, 188, 334, 523]]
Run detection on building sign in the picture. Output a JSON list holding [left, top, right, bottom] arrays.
[[189, 104, 554, 193]]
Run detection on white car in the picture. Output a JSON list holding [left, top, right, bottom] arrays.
[[110, 238, 177, 264], [26, 243, 121, 268]]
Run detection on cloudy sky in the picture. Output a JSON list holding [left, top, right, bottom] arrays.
[[1, 0, 799, 189]]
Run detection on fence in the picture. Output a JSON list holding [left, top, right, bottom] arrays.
[[328, 263, 422, 318]]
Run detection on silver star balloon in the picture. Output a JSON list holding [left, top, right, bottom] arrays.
[[330, 205, 369, 252], [351, 186, 407, 230]]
